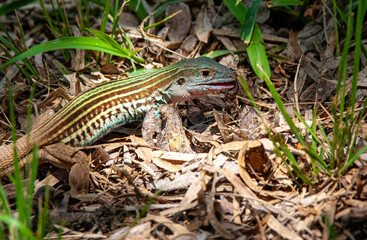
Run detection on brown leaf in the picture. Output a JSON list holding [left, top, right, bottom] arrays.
[[118, 12, 139, 28], [216, 36, 237, 51], [240, 140, 271, 173], [195, 8, 213, 43], [237, 140, 270, 192], [178, 35, 198, 56], [267, 216, 303, 240], [218, 54, 239, 71], [142, 105, 193, 153], [152, 157, 182, 172], [207, 173, 235, 239], [91, 147, 110, 165], [186, 105, 205, 126], [165, 2, 192, 42], [100, 64, 120, 74], [135, 147, 153, 163], [70, 25, 85, 71], [39, 143, 90, 197], [141, 214, 195, 238], [213, 109, 231, 143], [69, 153, 90, 197], [359, 122, 367, 140]]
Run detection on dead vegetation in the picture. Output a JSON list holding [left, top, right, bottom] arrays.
[[0, 0, 366, 239]]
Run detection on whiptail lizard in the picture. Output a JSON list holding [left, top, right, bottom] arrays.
[[0, 57, 236, 178]]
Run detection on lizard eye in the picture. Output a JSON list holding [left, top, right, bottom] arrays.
[[200, 69, 211, 77], [178, 78, 185, 85]]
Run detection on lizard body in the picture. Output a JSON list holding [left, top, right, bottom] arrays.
[[0, 57, 235, 177]]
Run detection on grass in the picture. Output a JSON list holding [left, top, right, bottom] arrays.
[[0, 0, 366, 238], [0, 0, 166, 237], [224, 0, 271, 79], [0, 1, 142, 237], [0, 79, 44, 239], [239, 0, 367, 186], [0, 30, 144, 72]]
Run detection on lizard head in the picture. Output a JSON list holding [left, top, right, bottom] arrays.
[[163, 57, 236, 103]]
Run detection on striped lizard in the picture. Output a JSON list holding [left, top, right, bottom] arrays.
[[0, 57, 236, 178]]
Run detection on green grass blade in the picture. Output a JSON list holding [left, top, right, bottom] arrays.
[[345, 97, 367, 171], [333, 4, 353, 166], [55, 0, 72, 37], [340, 145, 367, 174], [143, 10, 181, 31], [100, 0, 111, 33], [279, 140, 314, 187], [260, 67, 305, 146], [0, 37, 144, 71], [76, 0, 85, 31], [239, 75, 314, 187], [303, 148, 331, 174], [0, 184, 11, 215], [332, 1, 347, 24], [240, 0, 261, 43], [128, 0, 148, 20], [110, 0, 122, 35], [86, 28, 144, 63], [39, 0, 58, 38], [224, 0, 270, 79], [318, 123, 332, 152], [267, 0, 303, 8], [0, 0, 37, 16], [0, 23, 40, 79], [317, 121, 335, 173], [348, 0, 366, 125], [294, 111, 332, 161], [153, 0, 186, 17], [223, 0, 247, 24], [0, 43, 33, 81], [310, 106, 319, 180], [7, 79, 30, 239], [118, 25, 136, 52], [247, 25, 271, 79], [203, 50, 243, 58], [0, 216, 36, 240]]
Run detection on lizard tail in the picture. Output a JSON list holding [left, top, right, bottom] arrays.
[[0, 135, 36, 178]]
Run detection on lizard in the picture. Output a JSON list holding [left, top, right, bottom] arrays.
[[0, 57, 236, 179]]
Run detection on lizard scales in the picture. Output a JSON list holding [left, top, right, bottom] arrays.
[[0, 57, 235, 177]]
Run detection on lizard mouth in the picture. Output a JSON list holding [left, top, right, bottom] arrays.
[[195, 76, 236, 92], [204, 83, 234, 91]]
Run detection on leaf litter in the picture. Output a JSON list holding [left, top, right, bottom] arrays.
[[0, 0, 366, 239]]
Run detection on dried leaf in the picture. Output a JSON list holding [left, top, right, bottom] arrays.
[[70, 25, 85, 71], [154, 171, 198, 191], [152, 157, 182, 172], [237, 140, 269, 192], [165, 3, 192, 42], [267, 216, 303, 240], [195, 8, 213, 43], [178, 35, 198, 56], [141, 214, 195, 238], [213, 109, 231, 143], [216, 36, 237, 51], [100, 64, 120, 74], [142, 105, 193, 153], [207, 174, 235, 239]]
